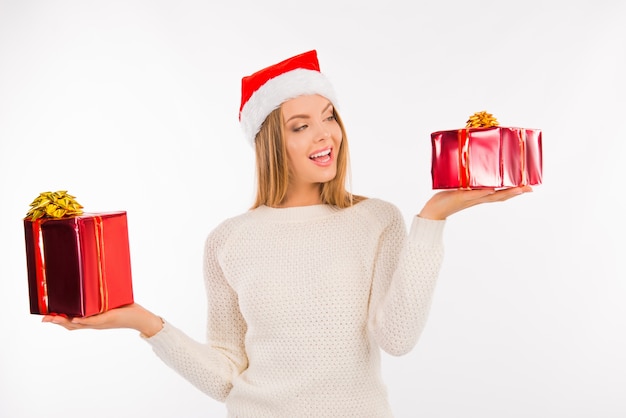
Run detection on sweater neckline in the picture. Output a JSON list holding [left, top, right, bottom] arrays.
[[254, 204, 340, 222]]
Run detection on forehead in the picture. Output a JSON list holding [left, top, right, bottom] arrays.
[[281, 94, 332, 117]]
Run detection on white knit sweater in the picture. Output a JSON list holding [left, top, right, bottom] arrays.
[[145, 198, 445, 417]]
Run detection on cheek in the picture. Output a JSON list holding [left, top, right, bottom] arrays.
[[286, 139, 303, 159], [285, 146, 296, 170], [285, 140, 305, 172], [332, 125, 343, 144], [332, 127, 343, 146]]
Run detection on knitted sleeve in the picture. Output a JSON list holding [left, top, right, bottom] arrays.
[[143, 219, 248, 402], [367, 203, 445, 356]]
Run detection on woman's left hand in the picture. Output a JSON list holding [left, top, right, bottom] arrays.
[[418, 185, 533, 220], [41, 303, 164, 337]]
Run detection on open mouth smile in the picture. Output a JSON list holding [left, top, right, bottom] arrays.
[[309, 147, 332, 164]]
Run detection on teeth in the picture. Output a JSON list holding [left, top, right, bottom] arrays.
[[310, 149, 331, 158]]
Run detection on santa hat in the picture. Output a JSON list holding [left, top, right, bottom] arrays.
[[239, 50, 338, 146]]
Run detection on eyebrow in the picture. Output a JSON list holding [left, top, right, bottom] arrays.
[[284, 102, 333, 124]]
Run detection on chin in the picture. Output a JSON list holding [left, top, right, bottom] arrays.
[[318, 171, 338, 184]]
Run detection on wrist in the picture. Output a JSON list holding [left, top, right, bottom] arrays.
[[417, 209, 447, 221], [137, 310, 164, 338]]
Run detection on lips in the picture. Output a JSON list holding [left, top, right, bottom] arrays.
[[309, 147, 332, 163]]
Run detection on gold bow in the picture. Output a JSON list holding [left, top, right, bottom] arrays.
[[466, 111, 499, 128], [26, 191, 84, 220]]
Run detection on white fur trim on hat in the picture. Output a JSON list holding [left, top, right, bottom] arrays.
[[239, 69, 338, 146]]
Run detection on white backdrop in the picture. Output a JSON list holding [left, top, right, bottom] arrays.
[[1, 1, 625, 417]]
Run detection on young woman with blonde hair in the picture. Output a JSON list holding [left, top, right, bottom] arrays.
[[45, 50, 531, 417]]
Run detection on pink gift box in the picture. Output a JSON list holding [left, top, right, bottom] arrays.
[[431, 126, 543, 189]]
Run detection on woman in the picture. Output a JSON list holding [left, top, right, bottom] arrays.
[[44, 50, 531, 417]]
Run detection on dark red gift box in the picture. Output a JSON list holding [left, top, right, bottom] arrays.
[[24, 212, 134, 317], [431, 126, 543, 189]]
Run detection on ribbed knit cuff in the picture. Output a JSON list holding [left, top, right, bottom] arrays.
[[410, 216, 445, 247], [140, 320, 180, 351]]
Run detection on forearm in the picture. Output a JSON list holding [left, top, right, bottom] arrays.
[[370, 217, 445, 356], [144, 321, 246, 402]]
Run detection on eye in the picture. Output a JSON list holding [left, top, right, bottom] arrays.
[[325, 114, 336, 122], [293, 124, 308, 132]]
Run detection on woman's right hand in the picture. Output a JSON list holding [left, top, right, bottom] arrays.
[[418, 186, 533, 220], [42, 303, 164, 338]]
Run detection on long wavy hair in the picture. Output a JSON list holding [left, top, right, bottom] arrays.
[[251, 105, 366, 209]]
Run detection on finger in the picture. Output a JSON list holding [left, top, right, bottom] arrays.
[[485, 186, 531, 202], [48, 315, 71, 325], [42, 313, 101, 330], [70, 310, 120, 329], [443, 189, 496, 199], [44, 315, 83, 330], [69, 316, 104, 328], [459, 190, 497, 202]]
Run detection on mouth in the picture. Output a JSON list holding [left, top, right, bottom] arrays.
[[309, 147, 332, 163]]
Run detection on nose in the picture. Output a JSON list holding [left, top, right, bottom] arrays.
[[315, 123, 331, 142]]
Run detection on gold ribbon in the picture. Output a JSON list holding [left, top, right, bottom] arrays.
[[25, 190, 82, 314], [519, 128, 527, 186], [26, 191, 83, 220], [458, 128, 471, 188], [460, 112, 530, 187], [32, 219, 49, 314], [457, 110, 498, 188], [466, 111, 499, 128], [25, 191, 109, 315], [93, 216, 109, 313]]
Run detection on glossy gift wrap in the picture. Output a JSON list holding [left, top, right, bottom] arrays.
[[431, 112, 543, 189], [23, 192, 133, 317]]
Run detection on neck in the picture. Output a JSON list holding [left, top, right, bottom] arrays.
[[279, 184, 323, 208]]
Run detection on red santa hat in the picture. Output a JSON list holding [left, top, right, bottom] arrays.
[[239, 50, 338, 146]]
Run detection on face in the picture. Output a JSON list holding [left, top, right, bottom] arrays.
[[281, 94, 343, 196]]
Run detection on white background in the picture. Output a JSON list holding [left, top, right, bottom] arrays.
[[1, 1, 625, 417]]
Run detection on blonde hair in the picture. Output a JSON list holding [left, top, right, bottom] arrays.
[[251, 106, 366, 209]]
